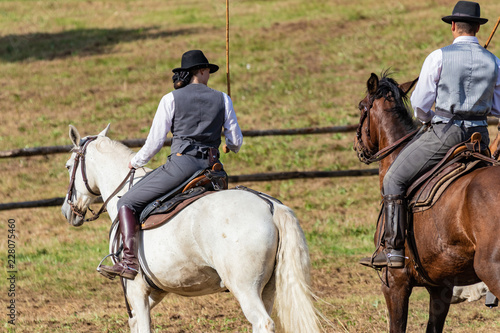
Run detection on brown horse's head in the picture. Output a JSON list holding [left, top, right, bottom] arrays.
[[354, 72, 418, 165]]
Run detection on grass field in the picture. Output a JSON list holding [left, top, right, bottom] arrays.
[[1, 0, 500, 332]]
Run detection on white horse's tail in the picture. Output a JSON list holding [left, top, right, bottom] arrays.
[[272, 203, 321, 333]]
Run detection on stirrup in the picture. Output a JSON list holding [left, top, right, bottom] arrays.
[[97, 253, 118, 280], [359, 249, 383, 269]]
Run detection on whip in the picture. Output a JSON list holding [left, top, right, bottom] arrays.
[[484, 16, 500, 49], [226, 0, 231, 97]]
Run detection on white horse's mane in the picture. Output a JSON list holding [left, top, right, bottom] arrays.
[[94, 136, 135, 159]]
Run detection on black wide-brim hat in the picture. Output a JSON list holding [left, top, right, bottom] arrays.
[[172, 50, 219, 73], [442, 1, 488, 25]]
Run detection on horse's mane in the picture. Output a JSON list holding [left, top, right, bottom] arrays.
[[374, 72, 417, 132], [94, 136, 135, 159]]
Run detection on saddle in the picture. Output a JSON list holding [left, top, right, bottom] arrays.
[[139, 163, 228, 230], [406, 132, 496, 212]]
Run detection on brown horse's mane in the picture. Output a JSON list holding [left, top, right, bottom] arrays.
[[374, 72, 417, 133]]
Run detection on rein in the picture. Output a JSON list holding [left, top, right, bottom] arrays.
[[84, 169, 135, 222], [355, 97, 422, 164], [66, 136, 135, 222]]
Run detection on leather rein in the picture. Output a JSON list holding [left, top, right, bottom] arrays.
[[355, 96, 421, 164], [66, 136, 135, 222]]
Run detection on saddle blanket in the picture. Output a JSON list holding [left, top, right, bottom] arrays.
[[141, 188, 213, 230]]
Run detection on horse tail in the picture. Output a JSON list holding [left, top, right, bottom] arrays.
[[271, 203, 322, 333]]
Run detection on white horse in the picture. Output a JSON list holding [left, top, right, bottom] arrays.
[[61, 124, 321, 333]]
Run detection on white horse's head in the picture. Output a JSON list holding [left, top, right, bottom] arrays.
[[61, 124, 110, 226]]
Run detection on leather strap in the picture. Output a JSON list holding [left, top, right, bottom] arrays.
[[85, 169, 135, 222]]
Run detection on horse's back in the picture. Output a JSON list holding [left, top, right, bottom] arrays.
[[459, 165, 500, 241], [443, 165, 500, 228], [140, 189, 278, 295]]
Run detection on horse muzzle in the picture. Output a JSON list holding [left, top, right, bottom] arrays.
[[353, 139, 368, 164], [353, 136, 378, 165], [61, 200, 86, 227]]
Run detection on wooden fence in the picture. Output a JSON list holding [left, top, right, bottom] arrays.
[[2, 118, 498, 210], [0, 125, 358, 158]]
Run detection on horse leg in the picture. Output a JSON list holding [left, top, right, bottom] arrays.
[[261, 272, 276, 315], [473, 250, 500, 305], [382, 270, 413, 333], [229, 284, 275, 333], [126, 278, 152, 333], [224, 266, 275, 332], [148, 290, 168, 311], [425, 286, 452, 333]]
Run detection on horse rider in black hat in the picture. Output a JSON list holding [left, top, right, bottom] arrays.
[[360, 1, 500, 269], [100, 50, 244, 280]]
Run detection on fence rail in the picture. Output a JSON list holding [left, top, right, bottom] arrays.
[[3, 117, 498, 210], [2, 118, 499, 158], [0, 168, 378, 211], [0, 125, 358, 158]]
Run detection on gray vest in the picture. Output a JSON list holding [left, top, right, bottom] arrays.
[[170, 84, 225, 155], [435, 42, 497, 119]]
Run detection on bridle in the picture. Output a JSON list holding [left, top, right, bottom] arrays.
[[66, 136, 135, 222], [355, 95, 420, 165], [355, 97, 376, 164]]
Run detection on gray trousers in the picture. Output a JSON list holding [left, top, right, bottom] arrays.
[[118, 153, 212, 214], [383, 123, 489, 196]]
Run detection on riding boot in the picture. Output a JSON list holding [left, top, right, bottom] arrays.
[[100, 205, 140, 280], [360, 194, 406, 268]]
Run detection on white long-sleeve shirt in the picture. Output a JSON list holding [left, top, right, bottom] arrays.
[[131, 89, 243, 168], [411, 36, 500, 124]]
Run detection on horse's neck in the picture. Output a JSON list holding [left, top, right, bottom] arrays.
[[88, 140, 136, 219], [377, 118, 411, 192]]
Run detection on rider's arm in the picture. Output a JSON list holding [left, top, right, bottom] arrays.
[[222, 93, 243, 153], [130, 93, 175, 168], [410, 49, 442, 124]]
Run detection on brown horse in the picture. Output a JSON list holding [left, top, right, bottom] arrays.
[[354, 72, 500, 333]]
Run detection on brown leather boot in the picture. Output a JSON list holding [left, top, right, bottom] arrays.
[[100, 206, 140, 280], [360, 194, 406, 269]]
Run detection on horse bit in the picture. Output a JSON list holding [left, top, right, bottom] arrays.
[[66, 136, 134, 222]]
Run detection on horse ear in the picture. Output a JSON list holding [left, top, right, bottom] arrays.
[[98, 123, 111, 137], [367, 73, 379, 95], [69, 125, 81, 148], [399, 77, 419, 95]]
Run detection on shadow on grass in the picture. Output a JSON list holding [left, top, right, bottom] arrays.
[[0, 26, 198, 62]]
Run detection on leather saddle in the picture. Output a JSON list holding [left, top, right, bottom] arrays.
[[139, 163, 228, 230], [406, 132, 495, 212]]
